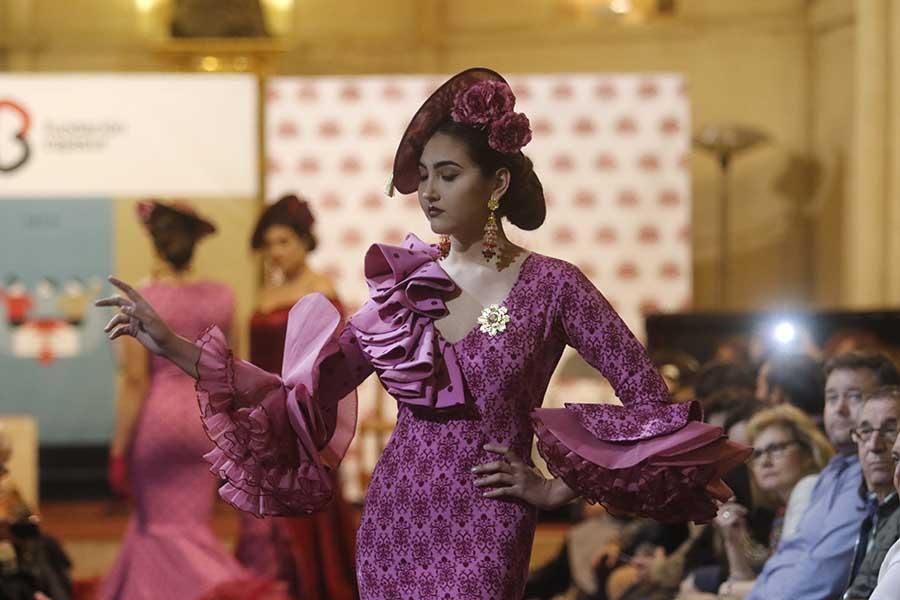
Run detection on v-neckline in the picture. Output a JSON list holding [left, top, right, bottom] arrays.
[[433, 252, 535, 346]]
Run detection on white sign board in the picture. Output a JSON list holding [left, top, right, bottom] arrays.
[[0, 74, 258, 198]]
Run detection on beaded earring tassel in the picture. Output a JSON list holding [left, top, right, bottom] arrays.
[[482, 197, 500, 262], [438, 235, 451, 259]]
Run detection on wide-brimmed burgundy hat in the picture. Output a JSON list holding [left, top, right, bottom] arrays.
[[136, 199, 217, 237], [390, 67, 531, 196], [251, 194, 315, 249]]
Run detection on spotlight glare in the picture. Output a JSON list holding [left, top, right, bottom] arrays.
[[773, 321, 796, 345]]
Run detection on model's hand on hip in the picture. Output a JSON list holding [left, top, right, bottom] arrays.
[[472, 443, 577, 510]]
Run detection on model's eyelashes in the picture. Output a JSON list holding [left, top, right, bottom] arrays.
[[418, 173, 459, 182]]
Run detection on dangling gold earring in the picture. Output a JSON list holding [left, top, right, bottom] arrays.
[[482, 196, 500, 262], [438, 234, 450, 259]]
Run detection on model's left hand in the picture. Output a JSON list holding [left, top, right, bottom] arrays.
[[472, 443, 574, 510]]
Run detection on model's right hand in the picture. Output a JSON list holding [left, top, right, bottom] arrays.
[[95, 277, 174, 356], [108, 453, 130, 499]]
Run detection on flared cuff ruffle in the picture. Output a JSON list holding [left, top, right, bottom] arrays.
[[195, 295, 357, 517], [533, 404, 750, 523]]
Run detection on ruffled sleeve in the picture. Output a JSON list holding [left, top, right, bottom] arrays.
[[195, 293, 371, 517], [348, 233, 467, 410], [532, 263, 750, 522]]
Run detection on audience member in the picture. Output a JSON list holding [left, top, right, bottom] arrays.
[[716, 404, 833, 599], [868, 396, 900, 599], [844, 386, 900, 599], [745, 351, 900, 600], [756, 353, 825, 420]]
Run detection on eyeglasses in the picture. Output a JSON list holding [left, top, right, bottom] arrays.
[[750, 441, 800, 464], [851, 425, 900, 444]]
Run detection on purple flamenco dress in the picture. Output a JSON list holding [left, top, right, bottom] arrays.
[[100, 281, 288, 600], [194, 234, 749, 600]]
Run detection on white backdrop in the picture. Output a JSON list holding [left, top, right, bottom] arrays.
[[0, 74, 258, 198], [265, 73, 691, 499]]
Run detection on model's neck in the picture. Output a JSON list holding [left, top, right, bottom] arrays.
[[151, 259, 192, 282], [445, 223, 511, 265]]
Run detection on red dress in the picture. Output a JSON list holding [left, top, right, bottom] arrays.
[[234, 301, 358, 600]]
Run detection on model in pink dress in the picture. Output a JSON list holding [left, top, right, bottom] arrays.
[[101, 201, 287, 600], [100, 280, 245, 600]]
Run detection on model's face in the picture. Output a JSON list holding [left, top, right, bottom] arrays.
[[824, 368, 881, 448], [856, 398, 900, 498], [262, 224, 308, 278], [417, 132, 501, 241]]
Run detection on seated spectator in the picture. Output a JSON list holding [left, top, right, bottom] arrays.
[[744, 351, 900, 600], [713, 336, 752, 365], [823, 328, 883, 360], [694, 362, 757, 428], [0, 423, 72, 600], [869, 390, 900, 599], [715, 404, 833, 599], [844, 386, 900, 600], [651, 349, 700, 403], [756, 353, 825, 422], [623, 392, 764, 599], [523, 503, 628, 600], [694, 361, 756, 425]]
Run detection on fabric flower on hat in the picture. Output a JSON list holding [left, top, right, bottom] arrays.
[[450, 79, 532, 154], [488, 112, 533, 155], [451, 80, 516, 126]]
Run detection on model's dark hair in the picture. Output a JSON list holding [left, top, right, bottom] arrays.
[[433, 119, 545, 231], [147, 206, 204, 271], [251, 215, 317, 253], [250, 196, 318, 252], [824, 351, 900, 387]]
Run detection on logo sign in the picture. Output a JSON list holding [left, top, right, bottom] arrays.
[[0, 75, 258, 197], [0, 100, 31, 173]]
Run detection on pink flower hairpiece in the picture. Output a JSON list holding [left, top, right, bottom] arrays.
[[136, 200, 156, 223], [450, 80, 532, 154]]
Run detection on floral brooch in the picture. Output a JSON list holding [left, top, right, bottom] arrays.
[[478, 304, 510, 336]]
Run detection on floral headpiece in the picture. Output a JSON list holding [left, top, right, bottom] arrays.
[[136, 199, 217, 236], [450, 80, 532, 155], [389, 68, 532, 196]]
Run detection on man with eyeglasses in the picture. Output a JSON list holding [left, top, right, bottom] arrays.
[[747, 352, 900, 600], [844, 386, 900, 599]]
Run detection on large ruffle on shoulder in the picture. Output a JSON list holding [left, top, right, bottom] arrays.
[[348, 233, 467, 409], [195, 293, 357, 517], [533, 401, 751, 523]]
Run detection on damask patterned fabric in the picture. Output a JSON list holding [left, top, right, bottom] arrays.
[[194, 234, 747, 600]]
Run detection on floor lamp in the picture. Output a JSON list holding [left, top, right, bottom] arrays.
[[693, 124, 768, 308]]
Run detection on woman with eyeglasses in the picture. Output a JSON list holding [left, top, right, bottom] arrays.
[[714, 404, 834, 599]]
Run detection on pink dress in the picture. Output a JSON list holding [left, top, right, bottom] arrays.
[[194, 235, 749, 600], [100, 281, 286, 600]]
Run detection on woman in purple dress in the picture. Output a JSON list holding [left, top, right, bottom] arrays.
[[97, 69, 750, 600], [101, 201, 285, 600], [236, 194, 358, 600]]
